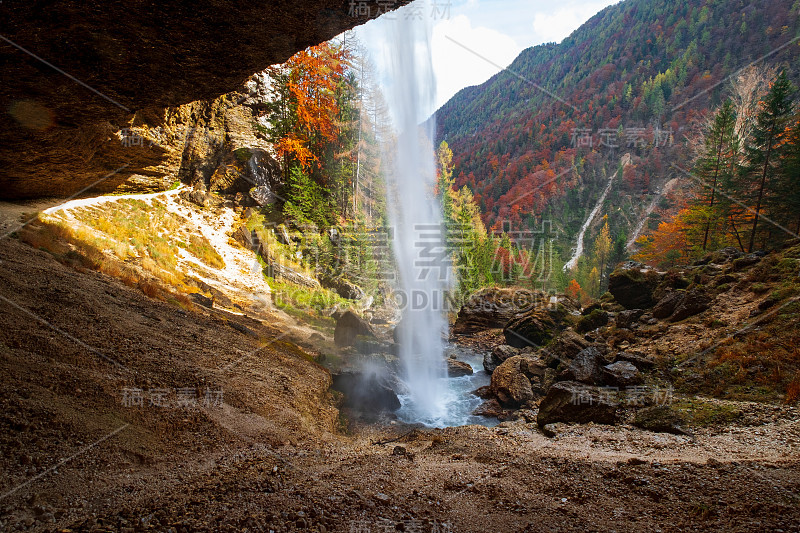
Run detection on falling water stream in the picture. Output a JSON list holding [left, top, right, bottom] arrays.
[[382, 8, 495, 428]]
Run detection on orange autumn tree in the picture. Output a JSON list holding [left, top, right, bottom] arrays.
[[566, 279, 583, 300], [633, 208, 694, 268], [268, 42, 348, 175]]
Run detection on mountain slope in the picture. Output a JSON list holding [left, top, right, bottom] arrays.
[[434, 0, 800, 266]]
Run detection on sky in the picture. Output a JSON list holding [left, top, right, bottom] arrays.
[[353, 0, 620, 118]]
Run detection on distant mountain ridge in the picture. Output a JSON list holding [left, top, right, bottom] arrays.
[[432, 0, 800, 252]]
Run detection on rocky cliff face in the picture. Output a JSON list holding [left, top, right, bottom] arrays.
[[0, 0, 408, 199], [111, 74, 283, 202]]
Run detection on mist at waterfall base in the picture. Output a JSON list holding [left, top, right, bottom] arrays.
[[381, 13, 495, 428]]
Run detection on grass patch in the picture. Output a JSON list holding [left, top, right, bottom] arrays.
[[182, 234, 225, 269], [67, 197, 224, 276], [672, 398, 742, 427], [19, 216, 196, 309]]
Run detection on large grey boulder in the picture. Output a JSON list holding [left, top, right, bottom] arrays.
[[562, 347, 606, 385], [608, 262, 661, 309], [537, 381, 618, 427]]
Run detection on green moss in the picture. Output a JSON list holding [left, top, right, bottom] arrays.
[[672, 398, 742, 426], [575, 308, 609, 333], [750, 282, 769, 293], [233, 147, 252, 163]]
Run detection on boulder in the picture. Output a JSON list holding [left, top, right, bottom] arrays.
[[615, 309, 644, 329], [575, 309, 609, 333], [447, 359, 474, 377], [472, 398, 513, 420], [562, 347, 606, 385], [632, 406, 688, 435], [581, 302, 603, 315], [669, 289, 711, 322], [539, 330, 590, 369], [472, 386, 493, 399], [614, 351, 655, 371], [483, 344, 519, 373], [490, 356, 534, 407], [652, 291, 684, 319], [490, 351, 553, 407], [503, 302, 569, 349], [608, 262, 661, 309], [331, 372, 401, 412], [711, 247, 745, 264], [180, 188, 223, 208], [250, 186, 276, 207], [537, 381, 618, 427], [321, 276, 365, 300], [334, 311, 375, 347], [600, 361, 643, 387], [452, 287, 539, 334]]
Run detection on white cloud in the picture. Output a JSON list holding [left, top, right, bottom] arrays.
[[531, 2, 614, 44], [431, 15, 522, 108], [353, 1, 621, 116]]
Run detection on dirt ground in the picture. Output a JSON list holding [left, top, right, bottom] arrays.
[[1, 237, 799, 532]]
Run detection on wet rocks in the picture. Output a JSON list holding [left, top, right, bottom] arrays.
[[615, 309, 645, 329], [608, 262, 661, 309], [331, 372, 401, 412], [490, 357, 535, 407], [537, 381, 618, 427], [483, 345, 518, 373], [447, 359, 474, 377], [562, 347, 606, 385], [576, 309, 609, 333], [490, 353, 550, 407], [334, 311, 375, 347], [472, 398, 513, 420], [539, 330, 590, 368]]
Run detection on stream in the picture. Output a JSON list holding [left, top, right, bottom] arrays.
[[395, 345, 498, 428]]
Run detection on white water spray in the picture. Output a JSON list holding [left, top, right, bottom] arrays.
[[385, 10, 451, 425]]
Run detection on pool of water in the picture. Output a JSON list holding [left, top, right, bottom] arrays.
[[394, 345, 499, 428]]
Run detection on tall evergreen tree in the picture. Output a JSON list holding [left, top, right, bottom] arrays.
[[693, 99, 738, 251], [782, 114, 800, 234], [741, 71, 795, 252]]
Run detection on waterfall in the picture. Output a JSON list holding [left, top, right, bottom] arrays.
[[385, 9, 451, 425]]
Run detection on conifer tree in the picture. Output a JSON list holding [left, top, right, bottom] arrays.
[[740, 71, 795, 251]]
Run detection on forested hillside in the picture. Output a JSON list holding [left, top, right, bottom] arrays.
[[433, 0, 800, 295]]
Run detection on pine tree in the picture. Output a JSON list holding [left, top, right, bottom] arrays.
[[694, 99, 738, 251], [782, 114, 800, 234], [741, 71, 795, 252]]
